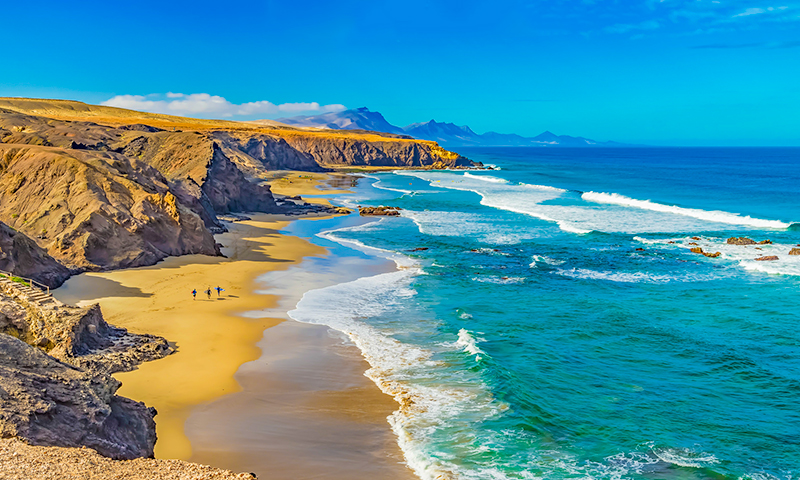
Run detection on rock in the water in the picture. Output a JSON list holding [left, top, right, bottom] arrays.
[[410, 247, 429, 252], [789, 248, 800, 256], [727, 237, 756, 245], [332, 207, 352, 215], [0, 333, 156, 459], [359, 206, 401, 216], [727, 237, 772, 246], [690, 247, 721, 258], [755, 255, 779, 261]]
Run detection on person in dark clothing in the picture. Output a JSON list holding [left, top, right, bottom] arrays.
[[215, 286, 224, 297], [191, 289, 197, 300], [205, 287, 212, 299]]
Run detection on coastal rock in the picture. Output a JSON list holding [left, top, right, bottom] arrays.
[[359, 206, 402, 216], [755, 255, 779, 261], [332, 207, 352, 215], [410, 247, 429, 252], [727, 237, 772, 246], [0, 286, 172, 374], [0, 333, 156, 459], [727, 237, 756, 245], [690, 247, 721, 258], [0, 222, 70, 288], [789, 248, 800, 256]]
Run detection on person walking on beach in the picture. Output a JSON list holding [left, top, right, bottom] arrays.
[[205, 287, 212, 299], [191, 289, 197, 300], [215, 286, 224, 297]]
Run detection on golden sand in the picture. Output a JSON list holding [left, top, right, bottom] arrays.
[[54, 214, 327, 459], [266, 170, 356, 197]]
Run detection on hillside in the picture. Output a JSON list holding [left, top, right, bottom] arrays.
[[0, 98, 474, 282]]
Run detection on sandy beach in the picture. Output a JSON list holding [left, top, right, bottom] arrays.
[[52, 173, 416, 479]]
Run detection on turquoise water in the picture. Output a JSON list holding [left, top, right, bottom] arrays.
[[286, 148, 800, 480]]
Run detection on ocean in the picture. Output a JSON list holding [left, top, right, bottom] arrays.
[[280, 147, 800, 480]]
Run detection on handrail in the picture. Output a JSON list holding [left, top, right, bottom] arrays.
[[0, 269, 50, 295]]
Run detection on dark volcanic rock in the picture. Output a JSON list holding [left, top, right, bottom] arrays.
[[755, 255, 779, 261], [0, 223, 70, 288], [0, 333, 157, 459]]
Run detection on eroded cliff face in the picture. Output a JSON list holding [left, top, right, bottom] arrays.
[[0, 144, 218, 271], [0, 222, 71, 288], [0, 333, 157, 460], [281, 133, 473, 168]]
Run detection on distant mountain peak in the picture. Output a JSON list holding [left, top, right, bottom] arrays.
[[279, 108, 624, 147]]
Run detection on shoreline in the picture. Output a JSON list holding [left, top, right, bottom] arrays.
[[52, 173, 418, 479]]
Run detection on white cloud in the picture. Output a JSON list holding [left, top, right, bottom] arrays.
[[101, 93, 346, 119], [732, 7, 766, 17]]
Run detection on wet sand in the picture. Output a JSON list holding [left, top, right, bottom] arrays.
[[186, 321, 415, 480]]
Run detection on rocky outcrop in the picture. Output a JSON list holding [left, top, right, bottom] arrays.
[[0, 281, 172, 374], [789, 248, 800, 256], [755, 255, 779, 261], [727, 237, 772, 245], [359, 206, 402, 216], [0, 222, 70, 288], [0, 333, 157, 459], [690, 247, 721, 258]]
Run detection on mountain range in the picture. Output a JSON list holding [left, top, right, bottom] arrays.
[[277, 107, 627, 147]]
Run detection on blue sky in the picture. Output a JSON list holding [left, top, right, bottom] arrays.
[[1, 0, 798, 145]]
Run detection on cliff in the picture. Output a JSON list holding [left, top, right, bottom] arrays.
[[0, 98, 473, 278], [0, 273, 173, 459], [0, 222, 70, 288], [0, 333, 157, 459]]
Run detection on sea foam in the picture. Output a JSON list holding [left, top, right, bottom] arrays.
[[583, 191, 791, 230]]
